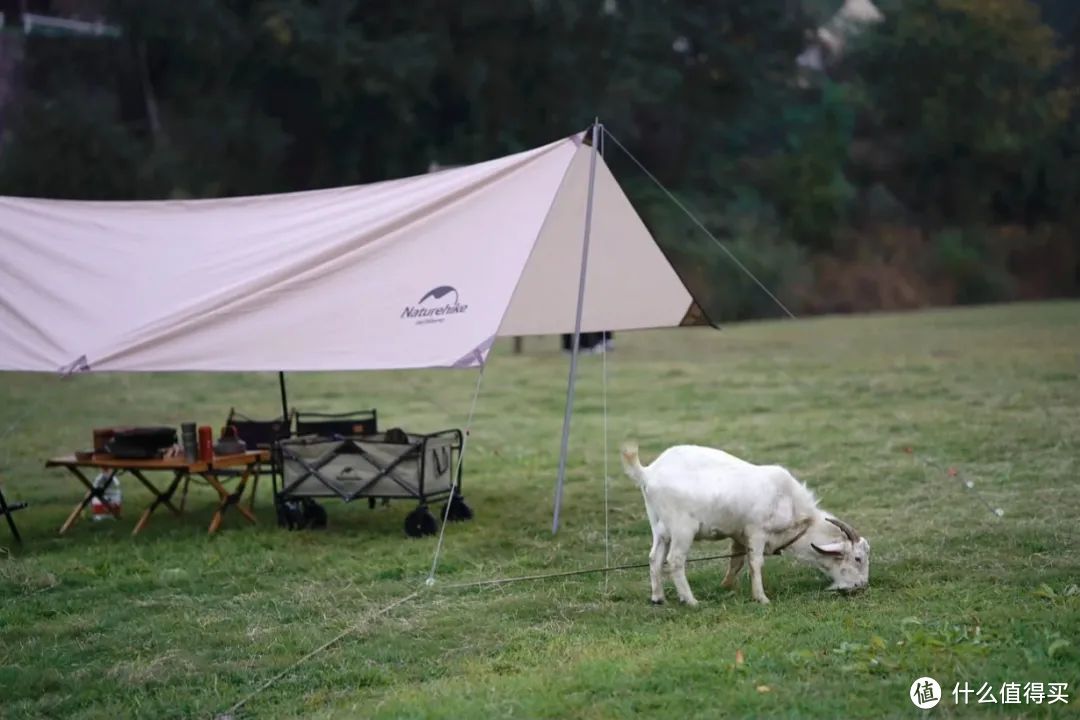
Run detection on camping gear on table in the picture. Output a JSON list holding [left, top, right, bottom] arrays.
[[181, 423, 198, 461], [104, 426, 178, 460], [92, 428, 116, 454], [198, 426, 214, 461], [213, 425, 247, 456]]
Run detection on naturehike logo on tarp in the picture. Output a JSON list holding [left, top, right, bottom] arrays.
[[401, 285, 469, 325]]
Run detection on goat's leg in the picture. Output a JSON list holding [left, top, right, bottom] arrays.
[[720, 540, 746, 589], [648, 533, 669, 604], [746, 533, 770, 604], [666, 531, 698, 607]]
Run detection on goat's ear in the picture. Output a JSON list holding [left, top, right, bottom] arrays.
[[812, 541, 845, 556]]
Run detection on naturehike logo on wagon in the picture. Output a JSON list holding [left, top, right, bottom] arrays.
[[401, 285, 469, 325]]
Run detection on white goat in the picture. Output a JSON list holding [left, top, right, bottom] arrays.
[[621, 441, 870, 605]]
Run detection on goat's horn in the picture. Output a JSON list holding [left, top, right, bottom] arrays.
[[826, 517, 859, 543], [812, 542, 844, 557]]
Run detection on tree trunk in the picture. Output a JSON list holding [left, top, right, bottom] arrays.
[[138, 40, 163, 148]]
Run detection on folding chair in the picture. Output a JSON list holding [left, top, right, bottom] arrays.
[[0, 479, 28, 544], [294, 409, 378, 439], [227, 409, 295, 501]]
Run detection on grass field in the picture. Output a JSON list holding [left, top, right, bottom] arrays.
[[1, 301, 1078, 719]]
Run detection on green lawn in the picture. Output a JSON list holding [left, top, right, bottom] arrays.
[[1, 301, 1078, 719]]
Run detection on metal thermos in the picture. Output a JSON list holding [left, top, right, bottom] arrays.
[[198, 426, 214, 461], [181, 423, 198, 462]]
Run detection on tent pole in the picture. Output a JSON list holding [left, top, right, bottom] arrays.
[[278, 371, 289, 420], [552, 120, 602, 535]]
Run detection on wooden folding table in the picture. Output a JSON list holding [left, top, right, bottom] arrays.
[[45, 451, 268, 536]]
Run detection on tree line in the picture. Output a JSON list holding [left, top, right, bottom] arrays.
[[1, 0, 1077, 318]]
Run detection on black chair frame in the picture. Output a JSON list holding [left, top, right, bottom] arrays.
[[0, 481, 27, 544], [294, 409, 378, 440]]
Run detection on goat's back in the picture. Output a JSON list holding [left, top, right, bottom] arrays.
[[639, 445, 816, 530]]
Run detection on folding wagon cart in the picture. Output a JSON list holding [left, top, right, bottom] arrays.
[[276, 428, 472, 537]]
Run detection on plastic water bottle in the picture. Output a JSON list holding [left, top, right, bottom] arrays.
[[90, 472, 122, 520]]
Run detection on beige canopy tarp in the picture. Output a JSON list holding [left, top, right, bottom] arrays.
[[0, 131, 703, 374]]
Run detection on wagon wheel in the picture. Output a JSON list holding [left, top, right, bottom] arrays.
[[442, 493, 474, 522], [404, 505, 438, 538]]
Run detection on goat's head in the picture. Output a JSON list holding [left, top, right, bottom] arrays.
[[810, 517, 870, 592]]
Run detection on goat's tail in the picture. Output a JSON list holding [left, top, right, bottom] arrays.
[[620, 441, 648, 488]]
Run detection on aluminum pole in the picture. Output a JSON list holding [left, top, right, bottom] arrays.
[[552, 120, 601, 534]]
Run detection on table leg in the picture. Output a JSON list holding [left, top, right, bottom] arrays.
[[59, 467, 119, 535], [0, 485, 21, 544], [129, 469, 183, 515], [249, 467, 259, 512], [59, 497, 89, 535], [131, 470, 188, 537], [204, 467, 257, 535]]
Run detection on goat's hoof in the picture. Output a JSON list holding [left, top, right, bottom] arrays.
[[753, 596, 771, 605], [680, 598, 699, 607], [650, 598, 664, 606]]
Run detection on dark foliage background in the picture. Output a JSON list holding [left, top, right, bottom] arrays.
[[0, 0, 1077, 320]]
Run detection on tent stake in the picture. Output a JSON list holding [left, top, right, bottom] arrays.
[[552, 120, 602, 534]]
